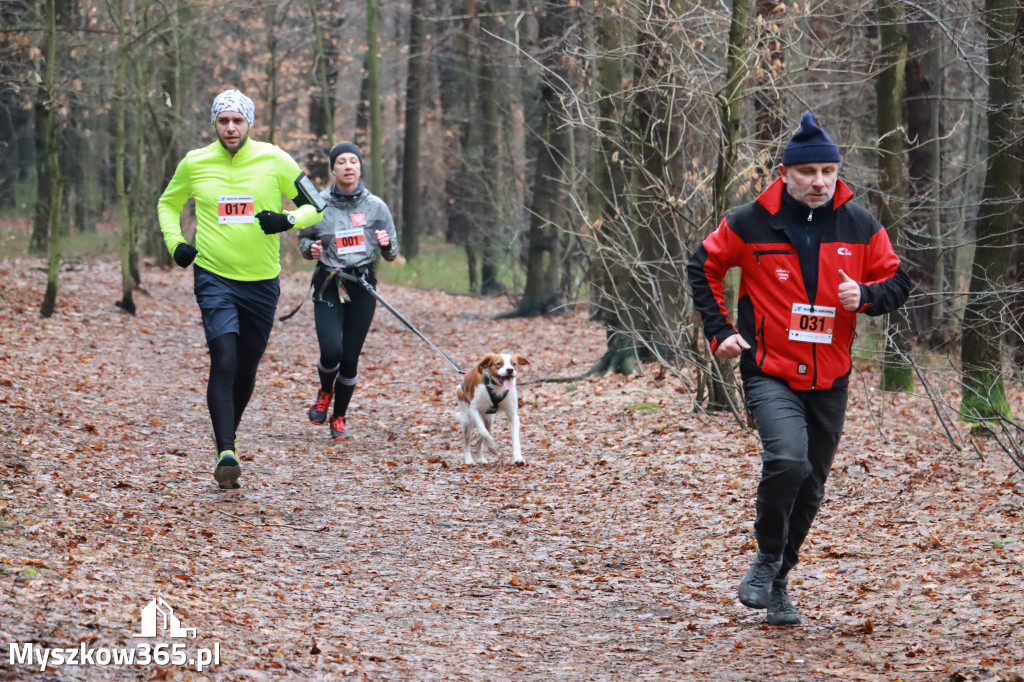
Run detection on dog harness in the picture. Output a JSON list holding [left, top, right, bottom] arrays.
[[461, 371, 507, 414]]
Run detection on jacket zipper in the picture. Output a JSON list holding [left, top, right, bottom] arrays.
[[757, 316, 767, 368], [811, 343, 818, 389], [752, 249, 793, 265]]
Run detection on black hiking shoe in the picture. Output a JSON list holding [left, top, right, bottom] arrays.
[[308, 389, 333, 425], [738, 552, 782, 609], [214, 450, 241, 489], [766, 578, 801, 626]]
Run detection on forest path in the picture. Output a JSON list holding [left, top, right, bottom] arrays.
[[1, 259, 1021, 680]]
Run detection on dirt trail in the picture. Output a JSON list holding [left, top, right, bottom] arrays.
[[1, 260, 1021, 680]]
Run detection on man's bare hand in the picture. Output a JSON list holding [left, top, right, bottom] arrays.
[[715, 333, 751, 359], [838, 269, 861, 311]]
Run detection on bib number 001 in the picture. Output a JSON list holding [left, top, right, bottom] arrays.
[[335, 229, 367, 254], [788, 303, 836, 344]]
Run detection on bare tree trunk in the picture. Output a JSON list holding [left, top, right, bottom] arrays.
[[704, 0, 752, 411], [753, 0, 784, 182], [586, 0, 636, 375], [30, 101, 52, 256], [402, 0, 427, 260], [113, 2, 136, 315], [365, 0, 384, 194], [512, 0, 571, 317], [263, 1, 287, 144], [308, 2, 340, 182], [439, 0, 479, 291], [476, 3, 507, 296], [960, 0, 1020, 421], [904, 10, 944, 346], [876, 0, 913, 391], [39, 0, 63, 317]]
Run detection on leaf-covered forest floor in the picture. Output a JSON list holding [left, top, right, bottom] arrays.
[[1, 258, 1022, 681]]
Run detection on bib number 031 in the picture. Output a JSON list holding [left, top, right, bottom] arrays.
[[788, 303, 836, 344]]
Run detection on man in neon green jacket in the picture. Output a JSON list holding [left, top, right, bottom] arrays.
[[158, 89, 323, 489]]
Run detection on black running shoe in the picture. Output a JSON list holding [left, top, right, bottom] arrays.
[[738, 552, 782, 609], [766, 579, 801, 626]]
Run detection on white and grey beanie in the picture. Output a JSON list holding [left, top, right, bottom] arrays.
[[210, 89, 255, 126]]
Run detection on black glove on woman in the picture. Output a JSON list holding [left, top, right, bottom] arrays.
[[256, 210, 296, 235], [173, 243, 198, 268]]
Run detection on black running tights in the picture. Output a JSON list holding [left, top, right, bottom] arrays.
[[207, 332, 266, 453]]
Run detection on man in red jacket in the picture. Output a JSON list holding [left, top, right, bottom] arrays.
[[687, 112, 910, 625]]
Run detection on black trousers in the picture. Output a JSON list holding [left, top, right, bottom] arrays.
[[742, 374, 848, 577], [312, 275, 376, 384]]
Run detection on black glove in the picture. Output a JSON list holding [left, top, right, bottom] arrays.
[[256, 210, 296, 235], [173, 243, 198, 268]]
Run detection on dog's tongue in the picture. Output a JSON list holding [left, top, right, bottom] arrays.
[[502, 377, 514, 391]]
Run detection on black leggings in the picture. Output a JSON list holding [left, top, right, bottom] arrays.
[[313, 277, 376, 382], [207, 332, 267, 453]]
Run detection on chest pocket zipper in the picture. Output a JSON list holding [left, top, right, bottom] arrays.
[[752, 249, 793, 265]]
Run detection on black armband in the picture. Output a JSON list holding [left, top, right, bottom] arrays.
[[293, 173, 327, 212]]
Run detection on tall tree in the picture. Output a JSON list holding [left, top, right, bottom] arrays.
[[904, 8, 944, 345], [365, 0, 384, 194], [753, 0, 784, 181], [875, 0, 913, 391], [111, 0, 137, 315], [401, 0, 428, 259], [263, 0, 289, 144], [307, 2, 340, 181], [511, 0, 573, 316], [700, 0, 752, 411], [960, 0, 1021, 421], [146, 0, 200, 266], [474, 3, 508, 296], [585, 0, 635, 373], [38, 0, 64, 317]]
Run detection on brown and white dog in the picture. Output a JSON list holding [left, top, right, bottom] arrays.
[[457, 353, 529, 466]]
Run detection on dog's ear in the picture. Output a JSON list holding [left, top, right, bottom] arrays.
[[477, 354, 501, 372], [513, 354, 529, 367]]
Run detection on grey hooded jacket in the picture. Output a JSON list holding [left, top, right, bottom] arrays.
[[296, 183, 398, 272]]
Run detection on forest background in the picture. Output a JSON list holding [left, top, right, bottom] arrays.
[[1, 0, 1023, 678], [4, 0, 1024, 437]]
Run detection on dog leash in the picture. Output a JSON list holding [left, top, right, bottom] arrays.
[[278, 269, 339, 322], [330, 270, 466, 375]]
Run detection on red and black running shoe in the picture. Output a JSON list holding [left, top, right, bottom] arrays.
[[308, 389, 333, 425], [330, 415, 348, 440]]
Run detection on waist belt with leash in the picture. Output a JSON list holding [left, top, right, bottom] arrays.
[[279, 266, 465, 375]]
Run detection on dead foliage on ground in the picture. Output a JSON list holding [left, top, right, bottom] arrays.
[[1, 258, 1022, 681]]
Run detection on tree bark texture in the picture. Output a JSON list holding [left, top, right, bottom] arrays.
[[39, 0, 63, 318], [960, 0, 1020, 421], [875, 0, 913, 392], [514, 0, 572, 317], [402, 0, 428, 260]]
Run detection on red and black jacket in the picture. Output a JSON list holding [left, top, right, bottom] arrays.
[[687, 177, 910, 390]]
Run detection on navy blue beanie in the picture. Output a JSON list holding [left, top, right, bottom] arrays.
[[782, 112, 840, 165], [329, 142, 362, 168]]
